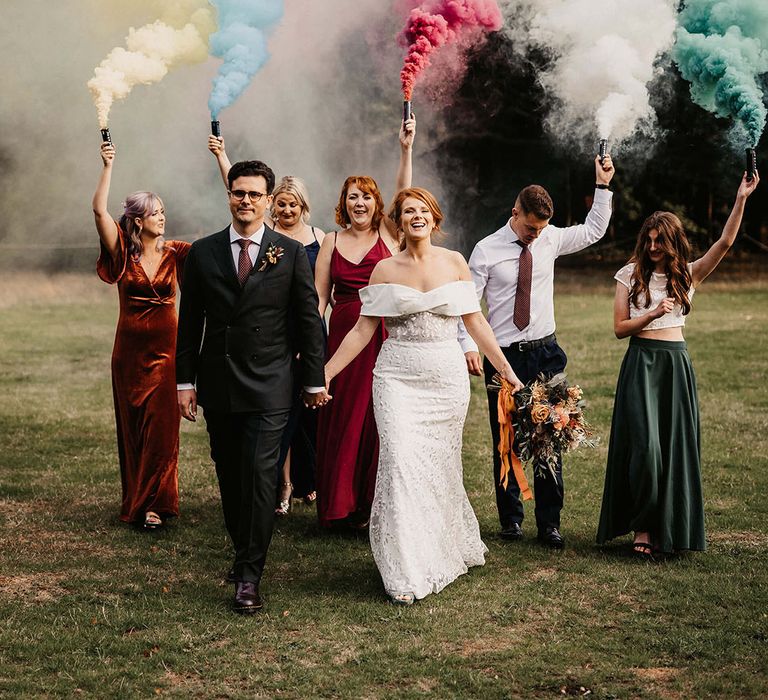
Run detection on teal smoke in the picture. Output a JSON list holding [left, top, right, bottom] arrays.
[[673, 0, 768, 148], [208, 0, 284, 118]]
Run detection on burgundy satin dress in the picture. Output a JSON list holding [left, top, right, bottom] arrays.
[[97, 223, 190, 523], [316, 234, 391, 526]]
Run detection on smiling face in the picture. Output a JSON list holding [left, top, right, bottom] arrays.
[[136, 198, 165, 238], [400, 196, 435, 242], [345, 184, 376, 229], [510, 208, 549, 245], [272, 192, 303, 229], [228, 175, 272, 227]]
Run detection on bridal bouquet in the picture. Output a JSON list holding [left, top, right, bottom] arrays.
[[489, 372, 597, 495]]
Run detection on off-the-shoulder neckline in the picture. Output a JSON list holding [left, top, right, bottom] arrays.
[[365, 280, 470, 294]]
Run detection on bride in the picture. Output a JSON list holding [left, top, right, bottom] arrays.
[[325, 187, 523, 605]]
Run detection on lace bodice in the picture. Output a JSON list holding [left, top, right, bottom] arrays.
[[615, 263, 695, 330], [384, 311, 458, 342]]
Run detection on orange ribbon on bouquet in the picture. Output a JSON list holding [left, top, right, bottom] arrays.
[[497, 378, 533, 501]]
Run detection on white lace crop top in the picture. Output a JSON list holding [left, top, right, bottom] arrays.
[[614, 263, 695, 330]]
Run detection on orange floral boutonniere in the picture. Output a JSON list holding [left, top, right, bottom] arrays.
[[258, 243, 285, 272]]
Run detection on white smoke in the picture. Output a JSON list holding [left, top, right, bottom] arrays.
[[500, 0, 677, 151], [88, 2, 215, 127]]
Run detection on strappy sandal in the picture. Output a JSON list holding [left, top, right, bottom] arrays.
[[632, 542, 654, 561], [390, 592, 415, 606], [275, 481, 293, 516], [143, 511, 162, 530]]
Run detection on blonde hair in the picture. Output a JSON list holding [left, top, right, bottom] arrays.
[[119, 191, 164, 259], [271, 175, 312, 224]]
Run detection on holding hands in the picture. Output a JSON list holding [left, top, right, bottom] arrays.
[[303, 388, 331, 409]]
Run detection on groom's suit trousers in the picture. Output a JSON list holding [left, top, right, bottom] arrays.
[[205, 408, 290, 583], [484, 339, 567, 532]]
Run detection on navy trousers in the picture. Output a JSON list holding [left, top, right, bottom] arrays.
[[483, 339, 567, 532]]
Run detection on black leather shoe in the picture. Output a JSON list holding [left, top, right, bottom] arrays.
[[538, 527, 565, 549], [233, 582, 263, 614], [499, 522, 523, 541]]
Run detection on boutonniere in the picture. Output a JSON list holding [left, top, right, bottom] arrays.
[[258, 243, 285, 272]]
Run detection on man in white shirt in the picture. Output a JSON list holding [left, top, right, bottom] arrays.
[[459, 154, 615, 548]]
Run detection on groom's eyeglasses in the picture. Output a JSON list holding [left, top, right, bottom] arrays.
[[229, 190, 266, 202]]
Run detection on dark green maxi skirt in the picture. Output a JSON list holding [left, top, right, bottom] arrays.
[[596, 337, 705, 552]]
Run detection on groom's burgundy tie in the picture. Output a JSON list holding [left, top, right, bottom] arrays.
[[236, 238, 254, 286], [513, 240, 532, 331]]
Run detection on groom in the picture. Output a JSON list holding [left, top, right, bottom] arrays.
[[176, 160, 327, 614]]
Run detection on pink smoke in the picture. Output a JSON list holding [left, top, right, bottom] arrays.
[[399, 0, 503, 100]]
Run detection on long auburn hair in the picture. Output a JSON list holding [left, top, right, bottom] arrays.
[[119, 191, 164, 259], [629, 211, 692, 315], [389, 187, 445, 251], [335, 176, 385, 232]]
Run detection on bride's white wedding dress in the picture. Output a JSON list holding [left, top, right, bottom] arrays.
[[359, 281, 488, 600]]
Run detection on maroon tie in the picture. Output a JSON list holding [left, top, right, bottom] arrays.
[[236, 238, 254, 286], [513, 240, 532, 331]]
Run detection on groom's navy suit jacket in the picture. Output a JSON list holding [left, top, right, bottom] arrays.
[[176, 225, 325, 413]]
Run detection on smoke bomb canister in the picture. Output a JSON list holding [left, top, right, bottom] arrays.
[[598, 139, 608, 164], [746, 148, 757, 181], [100, 128, 112, 145], [403, 100, 412, 123], [211, 120, 221, 138]]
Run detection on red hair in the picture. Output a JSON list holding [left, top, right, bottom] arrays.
[[335, 176, 385, 231]]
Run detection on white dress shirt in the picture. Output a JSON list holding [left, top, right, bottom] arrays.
[[229, 223, 263, 268], [458, 188, 613, 353]]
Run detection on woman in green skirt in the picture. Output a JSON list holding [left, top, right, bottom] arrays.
[[597, 171, 759, 557]]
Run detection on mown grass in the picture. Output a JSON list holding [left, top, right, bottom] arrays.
[[0, 271, 767, 699]]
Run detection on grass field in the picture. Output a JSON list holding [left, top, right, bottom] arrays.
[[1, 271, 767, 699]]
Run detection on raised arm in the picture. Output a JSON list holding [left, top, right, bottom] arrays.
[[315, 232, 335, 317], [556, 154, 616, 257], [691, 171, 760, 287], [381, 115, 416, 242], [208, 135, 232, 191], [92, 142, 119, 259]]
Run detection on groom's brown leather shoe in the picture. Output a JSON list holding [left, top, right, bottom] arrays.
[[233, 582, 263, 614]]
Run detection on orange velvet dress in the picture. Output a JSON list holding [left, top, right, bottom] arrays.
[[97, 222, 190, 523]]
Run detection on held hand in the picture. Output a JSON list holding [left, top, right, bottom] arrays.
[[502, 366, 524, 393], [208, 135, 225, 156], [303, 389, 332, 409], [652, 297, 675, 319], [177, 388, 197, 422], [595, 154, 615, 186], [465, 351, 483, 376], [738, 169, 760, 198], [400, 114, 416, 149], [100, 142, 115, 166]]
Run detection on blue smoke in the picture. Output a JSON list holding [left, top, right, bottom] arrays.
[[208, 0, 284, 118], [674, 0, 768, 148]]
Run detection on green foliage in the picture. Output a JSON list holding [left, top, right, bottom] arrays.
[[0, 278, 767, 698]]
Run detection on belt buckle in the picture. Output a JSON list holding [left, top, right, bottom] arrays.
[[518, 340, 530, 352]]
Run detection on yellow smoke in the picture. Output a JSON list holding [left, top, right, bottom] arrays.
[[87, 1, 216, 128]]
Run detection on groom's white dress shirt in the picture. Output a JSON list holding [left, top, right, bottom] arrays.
[[458, 188, 613, 353]]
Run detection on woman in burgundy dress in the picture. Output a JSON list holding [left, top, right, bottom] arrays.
[[313, 116, 415, 528], [92, 141, 190, 530]]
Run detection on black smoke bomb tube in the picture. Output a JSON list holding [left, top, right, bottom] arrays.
[[211, 120, 221, 137], [746, 148, 757, 181], [598, 139, 608, 164], [101, 128, 112, 145], [403, 100, 412, 123]]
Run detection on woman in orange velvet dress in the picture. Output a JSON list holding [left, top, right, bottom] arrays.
[[92, 141, 190, 530]]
